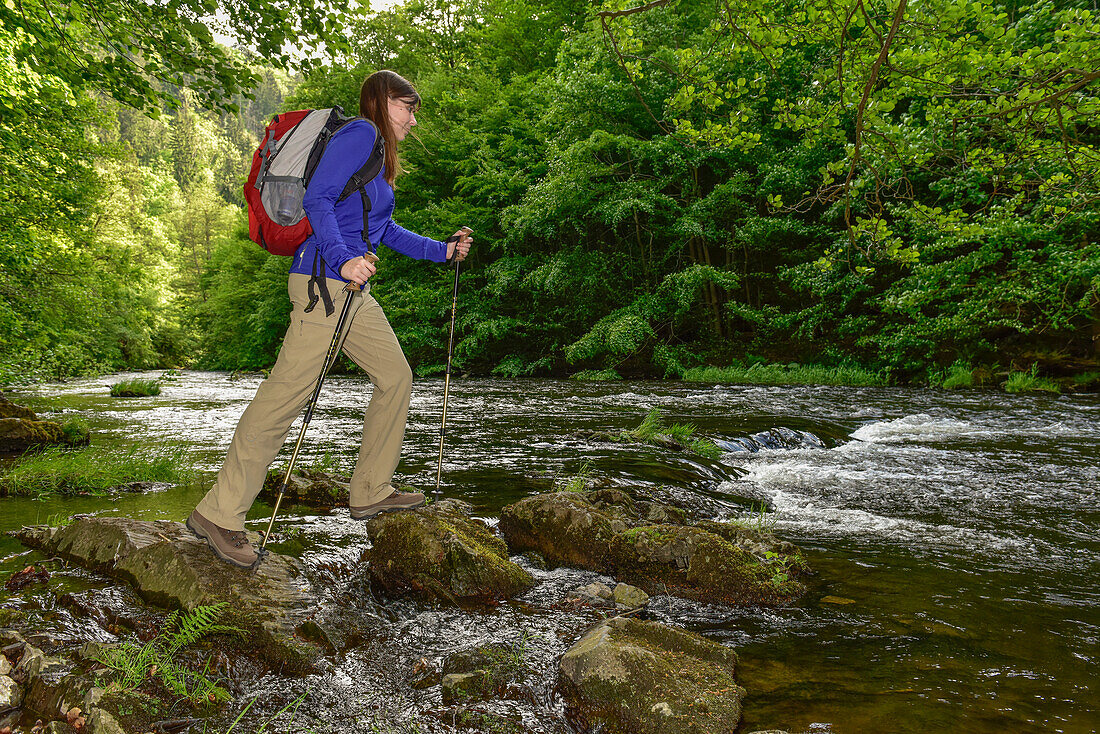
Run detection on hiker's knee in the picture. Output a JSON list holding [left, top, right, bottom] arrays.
[[377, 359, 413, 397]]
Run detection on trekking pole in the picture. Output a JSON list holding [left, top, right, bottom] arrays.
[[434, 228, 471, 495], [259, 253, 378, 560]]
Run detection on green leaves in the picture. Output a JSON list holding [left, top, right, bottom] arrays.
[[0, 0, 364, 114]]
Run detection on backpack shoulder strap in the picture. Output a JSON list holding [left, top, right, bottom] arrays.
[[337, 119, 385, 204]]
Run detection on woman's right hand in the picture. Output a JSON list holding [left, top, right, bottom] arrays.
[[340, 255, 377, 286]]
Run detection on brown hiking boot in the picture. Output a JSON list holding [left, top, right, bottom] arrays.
[[349, 489, 426, 520], [186, 510, 258, 568]]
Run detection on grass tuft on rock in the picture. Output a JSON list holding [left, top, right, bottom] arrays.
[[623, 408, 722, 460], [0, 444, 195, 497], [110, 378, 162, 397]]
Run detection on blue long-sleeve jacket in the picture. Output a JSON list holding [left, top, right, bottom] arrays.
[[291, 119, 447, 280]]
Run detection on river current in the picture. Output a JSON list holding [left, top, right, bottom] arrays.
[[2, 372, 1097, 733]]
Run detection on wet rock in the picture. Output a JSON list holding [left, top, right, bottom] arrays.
[[59, 587, 156, 638], [570, 582, 615, 608], [85, 709, 127, 734], [441, 706, 528, 733], [148, 717, 201, 733], [24, 631, 66, 651], [24, 671, 89, 723], [13, 643, 58, 683], [0, 653, 9, 676], [441, 642, 527, 701], [44, 722, 78, 734], [259, 468, 350, 509], [498, 491, 619, 569], [294, 599, 378, 654], [441, 671, 492, 704], [13, 517, 321, 672], [75, 642, 117, 663], [611, 583, 649, 609], [0, 675, 21, 712], [559, 617, 745, 734], [0, 609, 24, 628], [500, 491, 807, 606], [410, 658, 439, 690], [695, 521, 809, 572], [364, 499, 534, 603], [111, 481, 173, 494]]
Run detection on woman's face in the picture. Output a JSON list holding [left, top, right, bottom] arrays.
[[387, 96, 418, 141]]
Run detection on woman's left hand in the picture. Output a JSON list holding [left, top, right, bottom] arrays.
[[447, 227, 473, 262]]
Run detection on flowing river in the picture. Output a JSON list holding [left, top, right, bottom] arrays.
[[2, 372, 1098, 733]]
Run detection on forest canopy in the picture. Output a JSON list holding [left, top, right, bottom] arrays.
[[0, 0, 1097, 387]]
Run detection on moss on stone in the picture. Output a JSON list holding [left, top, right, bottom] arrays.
[[366, 502, 533, 603], [498, 491, 621, 570], [259, 468, 350, 509], [15, 517, 320, 673], [559, 617, 744, 734], [501, 490, 807, 607]]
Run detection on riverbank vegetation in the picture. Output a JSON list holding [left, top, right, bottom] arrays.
[[684, 362, 887, 387], [0, 446, 195, 497], [1, 0, 1096, 389]]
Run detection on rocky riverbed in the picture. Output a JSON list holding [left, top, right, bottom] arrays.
[[0, 477, 807, 734]]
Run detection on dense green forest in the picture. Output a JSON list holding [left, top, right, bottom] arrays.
[[1, 0, 1097, 387]]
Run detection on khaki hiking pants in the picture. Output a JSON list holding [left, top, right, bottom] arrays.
[[195, 273, 412, 531]]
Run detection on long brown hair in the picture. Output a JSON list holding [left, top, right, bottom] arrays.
[[359, 70, 420, 187]]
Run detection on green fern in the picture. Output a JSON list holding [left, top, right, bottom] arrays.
[[95, 602, 240, 705], [160, 602, 240, 658]]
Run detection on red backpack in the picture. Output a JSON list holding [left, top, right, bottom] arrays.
[[245, 107, 385, 256]]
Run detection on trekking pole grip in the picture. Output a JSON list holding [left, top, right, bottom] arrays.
[[344, 252, 379, 293]]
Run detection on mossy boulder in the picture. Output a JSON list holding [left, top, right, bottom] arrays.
[[259, 468, 350, 508], [13, 518, 320, 672], [498, 489, 685, 571], [500, 490, 807, 605], [559, 617, 745, 734], [0, 418, 65, 454], [0, 396, 37, 420], [364, 499, 534, 604], [0, 398, 89, 453]]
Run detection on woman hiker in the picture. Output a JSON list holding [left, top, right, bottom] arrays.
[[187, 70, 473, 568]]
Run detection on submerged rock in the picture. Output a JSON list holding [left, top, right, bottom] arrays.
[[500, 490, 807, 605], [441, 642, 527, 701], [13, 517, 320, 672], [559, 616, 745, 734], [364, 499, 534, 604]]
